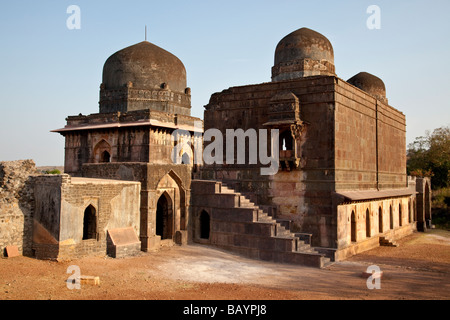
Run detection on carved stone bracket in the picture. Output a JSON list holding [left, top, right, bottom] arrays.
[[290, 121, 305, 141]]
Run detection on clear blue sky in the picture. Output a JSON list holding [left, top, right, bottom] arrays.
[[1, 0, 449, 166]]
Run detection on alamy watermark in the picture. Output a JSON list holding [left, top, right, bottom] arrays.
[[66, 265, 81, 289], [171, 121, 280, 175], [66, 5, 81, 30], [367, 5, 381, 30], [366, 265, 382, 290]]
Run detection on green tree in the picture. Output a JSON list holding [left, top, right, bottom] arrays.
[[407, 125, 450, 189]]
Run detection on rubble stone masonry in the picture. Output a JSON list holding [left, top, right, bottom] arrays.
[[0, 160, 38, 257]]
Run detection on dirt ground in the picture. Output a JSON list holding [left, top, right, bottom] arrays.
[[1, 229, 449, 300]]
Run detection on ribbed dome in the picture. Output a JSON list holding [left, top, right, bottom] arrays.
[[102, 41, 187, 93], [272, 28, 335, 81], [347, 72, 387, 103]]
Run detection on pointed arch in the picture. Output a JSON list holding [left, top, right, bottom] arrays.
[[389, 205, 394, 230], [155, 169, 187, 234], [279, 129, 294, 152], [366, 208, 371, 238], [351, 210, 357, 242], [94, 139, 112, 163], [156, 191, 173, 240], [378, 206, 383, 233], [425, 181, 431, 223], [83, 204, 97, 240]]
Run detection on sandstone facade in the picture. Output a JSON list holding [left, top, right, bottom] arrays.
[[0, 27, 433, 265]]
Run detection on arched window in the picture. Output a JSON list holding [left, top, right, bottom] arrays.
[[366, 209, 371, 238], [399, 203, 403, 227], [389, 205, 394, 230], [351, 211, 357, 242], [200, 210, 210, 240], [378, 206, 383, 233], [94, 139, 112, 164], [83, 205, 97, 240], [279, 130, 293, 152]]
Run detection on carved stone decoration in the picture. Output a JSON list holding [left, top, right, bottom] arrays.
[[264, 91, 305, 171], [268, 91, 300, 123], [290, 122, 305, 141]]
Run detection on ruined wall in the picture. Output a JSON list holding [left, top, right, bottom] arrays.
[[32, 175, 141, 260], [0, 160, 38, 257]]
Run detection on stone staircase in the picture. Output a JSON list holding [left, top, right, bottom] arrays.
[[191, 180, 332, 268], [379, 235, 399, 247]]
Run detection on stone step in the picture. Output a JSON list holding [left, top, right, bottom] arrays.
[[192, 180, 331, 268], [322, 257, 333, 268], [275, 224, 293, 237], [275, 219, 292, 230], [296, 241, 315, 253], [379, 236, 399, 247], [220, 186, 236, 194]]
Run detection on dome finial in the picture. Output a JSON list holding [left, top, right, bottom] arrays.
[[145, 25, 147, 41]]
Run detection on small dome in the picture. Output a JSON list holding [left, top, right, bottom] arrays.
[[347, 72, 387, 103], [102, 41, 187, 93], [272, 28, 335, 81]]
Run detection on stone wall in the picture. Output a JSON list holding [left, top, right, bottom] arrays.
[[202, 76, 338, 247], [0, 160, 38, 257], [32, 175, 141, 260], [58, 110, 202, 176], [81, 162, 192, 251], [201, 75, 408, 248], [334, 78, 407, 191]]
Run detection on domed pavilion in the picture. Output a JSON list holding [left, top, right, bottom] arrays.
[[52, 40, 202, 255]]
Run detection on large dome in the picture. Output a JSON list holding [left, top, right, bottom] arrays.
[[102, 41, 187, 93], [272, 28, 335, 81], [347, 72, 387, 103]]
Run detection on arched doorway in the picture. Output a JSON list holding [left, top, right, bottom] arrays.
[[156, 193, 173, 240], [351, 211, 357, 242], [83, 205, 97, 240], [200, 210, 210, 240], [425, 182, 431, 224], [378, 207, 383, 233], [389, 205, 394, 229], [413, 199, 417, 221], [409, 200, 412, 223], [101, 150, 111, 163], [366, 209, 371, 238]]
